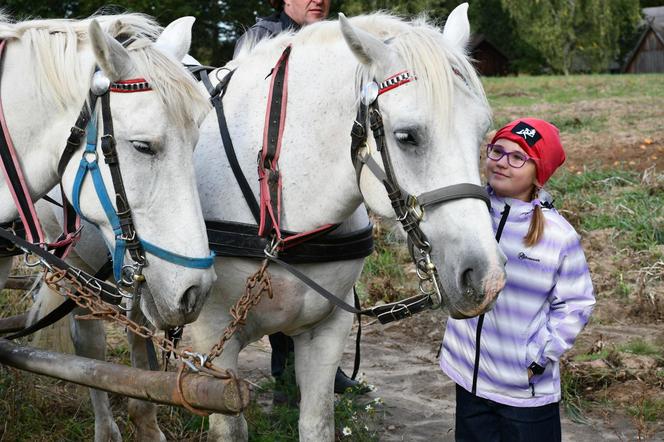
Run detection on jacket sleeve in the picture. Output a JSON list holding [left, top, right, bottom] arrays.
[[533, 231, 595, 366]]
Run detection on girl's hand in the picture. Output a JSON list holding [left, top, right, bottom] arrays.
[[527, 368, 534, 380]]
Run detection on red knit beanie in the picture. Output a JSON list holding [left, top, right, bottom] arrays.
[[490, 118, 566, 186]]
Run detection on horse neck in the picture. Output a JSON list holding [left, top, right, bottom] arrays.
[[215, 40, 363, 232], [0, 38, 94, 222]]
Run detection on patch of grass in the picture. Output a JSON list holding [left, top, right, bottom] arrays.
[[547, 169, 664, 250], [560, 366, 591, 424], [620, 339, 662, 357], [245, 365, 382, 441], [485, 74, 664, 108], [627, 397, 664, 422], [573, 349, 609, 362]]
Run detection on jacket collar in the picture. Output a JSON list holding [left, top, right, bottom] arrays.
[[487, 185, 552, 221]]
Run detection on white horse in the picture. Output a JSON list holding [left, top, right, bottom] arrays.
[[0, 14, 218, 441], [0, 14, 216, 329], [36, 4, 507, 441]]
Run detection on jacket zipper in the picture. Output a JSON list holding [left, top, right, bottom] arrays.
[[471, 203, 510, 395]]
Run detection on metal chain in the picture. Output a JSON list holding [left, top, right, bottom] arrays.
[[205, 259, 273, 365], [42, 266, 232, 378]]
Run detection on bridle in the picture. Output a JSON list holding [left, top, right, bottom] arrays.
[[349, 68, 491, 309], [56, 69, 215, 290]]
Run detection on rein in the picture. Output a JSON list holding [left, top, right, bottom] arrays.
[[0, 39, 80, 259]]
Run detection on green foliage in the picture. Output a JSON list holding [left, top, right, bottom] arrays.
[[0, 0, 272, 65], [620, 339, 662, 357], [627, 397, 664, 422], [500, 0, 641, 74], [547, 169, 664, 250]]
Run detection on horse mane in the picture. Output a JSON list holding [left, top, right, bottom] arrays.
[[234, 13, 489, 130], [0, 13, 209, 127]]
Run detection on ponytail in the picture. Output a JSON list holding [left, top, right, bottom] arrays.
[[524, 187, 545, 247]]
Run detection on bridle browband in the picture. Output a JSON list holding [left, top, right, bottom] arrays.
[[350, 68, 490, 310]]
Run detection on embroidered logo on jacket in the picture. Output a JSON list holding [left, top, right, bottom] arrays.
[[518, 252, 540, 262]]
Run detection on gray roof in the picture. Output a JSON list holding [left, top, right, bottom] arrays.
[[643, 6, 664, 36]]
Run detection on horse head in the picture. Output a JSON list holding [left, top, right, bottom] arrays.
[[339, 4, 506, 318], [0, 14, 215, 329]]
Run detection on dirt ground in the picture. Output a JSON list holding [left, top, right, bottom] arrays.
[[236, 311, 663, 441]]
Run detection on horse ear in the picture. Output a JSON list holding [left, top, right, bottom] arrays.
[[339, 13, 388, 66], [442, 2, 470, 50], [89, 19, 134, 82], [155, 16, 195, 62]]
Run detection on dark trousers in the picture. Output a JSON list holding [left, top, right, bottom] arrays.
[[269, 332, 294, 378], [455, 384, 561, 442]]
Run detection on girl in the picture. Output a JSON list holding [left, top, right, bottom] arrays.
[[440, 118, 595, 441]]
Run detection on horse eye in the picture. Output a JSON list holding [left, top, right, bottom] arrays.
[[394, 130, 418, 146], [131, 140, 155, 156]]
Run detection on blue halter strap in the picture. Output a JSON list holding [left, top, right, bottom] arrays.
[[71, 110, 214, 282]]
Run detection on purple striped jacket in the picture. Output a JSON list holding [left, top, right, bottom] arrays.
[[440, 188, 595, 407]]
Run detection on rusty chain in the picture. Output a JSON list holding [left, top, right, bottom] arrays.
[[42, 259, 272, 374], [205, 258, 273, 365]]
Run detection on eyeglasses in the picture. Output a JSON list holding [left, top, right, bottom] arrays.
[[486, 144, 533, 168]]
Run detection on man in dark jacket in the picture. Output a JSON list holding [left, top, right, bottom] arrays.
[[233, 0, 366, 403], [234, 0, 329, 57]]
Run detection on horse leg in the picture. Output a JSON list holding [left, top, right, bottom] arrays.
[[206, 337, 247, 442], [70, 307, 122, 442], [126, 305, 166, 442], [0, 256, 13, 288], [293, 302, 354, 441]]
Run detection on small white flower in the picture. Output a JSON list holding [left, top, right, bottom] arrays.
[[342, 426, 352, 436], [373, 397, 384, 405], [365, 404, 373, 411], [367, 384, 377, 392], [364, 425, 369, 431]]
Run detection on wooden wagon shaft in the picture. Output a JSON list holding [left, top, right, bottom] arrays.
[[0, 313, 28, 333], [5, 275, 38, 290], [0, 338, 251, 414]]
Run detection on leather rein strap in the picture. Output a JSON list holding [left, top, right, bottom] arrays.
[[0, 39, 80, 258]]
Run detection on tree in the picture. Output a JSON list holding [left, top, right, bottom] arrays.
[[500, 0, 640, 74], [1, 0, 272, 65]]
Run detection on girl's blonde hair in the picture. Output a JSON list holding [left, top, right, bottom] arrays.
[[524, 187, 545, 247]]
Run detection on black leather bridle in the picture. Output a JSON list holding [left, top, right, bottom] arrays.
[[349, 69, 491, 309]]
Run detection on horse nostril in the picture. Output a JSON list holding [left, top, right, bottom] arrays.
[[461, 268, 482, 301], [180, 285, 200, 316]]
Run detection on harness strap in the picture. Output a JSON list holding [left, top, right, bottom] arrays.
[[0, 40, 82, 257], [4, 257, 114, 340], [0, 40, 45, 245], [258, 45, 291, 239], [206, 220, 373, 263], [99, 91, 145, 268], [0, 227, 121, 302], [204, 68, 260, 223]]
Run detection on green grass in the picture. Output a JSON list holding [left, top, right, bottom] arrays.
[[547, 169, 664, 250], [620, 339, 662, 357], [627, 398, 664, 422], [244, 361, 382, 441], [573, 349, 610, 362], [484, 74, 664, 108]]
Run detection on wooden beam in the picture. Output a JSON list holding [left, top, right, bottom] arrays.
[[0, 338, 250, 415]]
